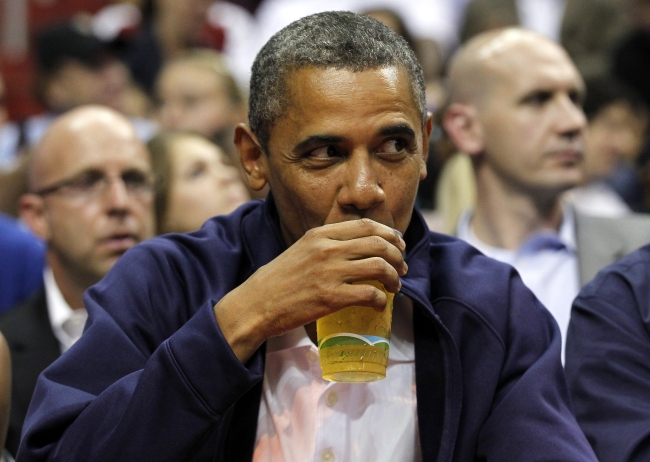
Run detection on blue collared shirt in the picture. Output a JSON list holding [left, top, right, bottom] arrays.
[[457, 208, 579, 360]]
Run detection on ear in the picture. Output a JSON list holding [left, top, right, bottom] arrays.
[[419, 113, 434, 180], [442, 103, 485, 156], [19, 193, 51, 242], [234, 124, 269, 191]]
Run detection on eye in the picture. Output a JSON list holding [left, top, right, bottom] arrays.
[[308, 145, 342, 159], [69, 171, 104, 191], [121, 170, 151, 189], [522, 90, 553, 106], [182, 96, 201, 108], [377, 138, 408, 155], [187, 162, 208, 179], [568, 89, 584, 106]]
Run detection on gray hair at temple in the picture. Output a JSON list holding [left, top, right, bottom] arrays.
[[248, 10, 428, 152]]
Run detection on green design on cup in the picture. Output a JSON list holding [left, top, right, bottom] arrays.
[[318, 333, 389, 350]]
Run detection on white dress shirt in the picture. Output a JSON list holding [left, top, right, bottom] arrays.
[[44, 267, 88, 353], [457, 208, 579, 361], [254, 295, 420, 462]]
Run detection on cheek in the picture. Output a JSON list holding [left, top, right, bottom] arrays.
[[204, 101, 230, 127], [48, 209, 96, 252]]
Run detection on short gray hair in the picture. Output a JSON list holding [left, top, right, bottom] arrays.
[[248, 10, 427, 152]]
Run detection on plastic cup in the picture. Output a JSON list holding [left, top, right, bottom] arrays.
[[316, 280, 394, 382]]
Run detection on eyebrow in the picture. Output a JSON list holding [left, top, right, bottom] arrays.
[[292, 124, 417, 154], [378, 124, 416, 139], [293, 135, 344, 154]]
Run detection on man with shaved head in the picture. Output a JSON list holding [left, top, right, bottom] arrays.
[[0, 105, 155, 457], [19, 13, 596, 461], [444, 28, 650, 359]]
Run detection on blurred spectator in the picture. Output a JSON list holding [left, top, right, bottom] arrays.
[[0, 212, 44, 315], [613, 0, 650, 109], [0, 105, 156, 457], [0, 72, 22, 172], [148, 131, 250, 234], [567, 77, 649, 216], [561, 0, 630, 80], [0, 332, 10, 462], [121, 0, 221, 95], [435, 152, 476, 234], [641, 150, 650, 213], [460, 0, 629, 80], [154, 49, 246, 140], [362, 8, 445, 110], [443, 27, 650, 360], [250, 0, 459, 97], [0, 17, 157, 168]]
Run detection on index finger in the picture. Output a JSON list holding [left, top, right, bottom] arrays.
[[316, 218, 406, 252]]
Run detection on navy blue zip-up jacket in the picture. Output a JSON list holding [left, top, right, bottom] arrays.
[[18, 198, 596, 461], [566, 244, 650, 461]]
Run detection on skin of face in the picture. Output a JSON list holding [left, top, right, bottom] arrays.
[[472, 38, 587, 198], [21, 108, 156, 289], [239, 66, 431, 246], [156, 0, 213, 45], [445, 32, 587, 204], [584, 102, 648, 180], [48, 59, 130, 112], [156, 63, 239, 136], [162, 135, 250, 233]]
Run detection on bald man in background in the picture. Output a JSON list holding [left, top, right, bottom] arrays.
[[443, 28, 650, 360], [0, 106, 156, 457]]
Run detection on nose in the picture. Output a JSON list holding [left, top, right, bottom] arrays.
[[337, 152, 386, 214], [103, 177, 131, 213], [159, 101, 183, 129], [557, 94, 587, 141]]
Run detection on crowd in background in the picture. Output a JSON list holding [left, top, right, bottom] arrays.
[[1, 0, 650, 460], [3, 0, 648, 224]]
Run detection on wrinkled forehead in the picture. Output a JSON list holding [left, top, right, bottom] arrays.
[[282, 65, 420, 115]]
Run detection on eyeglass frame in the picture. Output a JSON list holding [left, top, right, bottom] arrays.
[[32, 168, 157, 201]]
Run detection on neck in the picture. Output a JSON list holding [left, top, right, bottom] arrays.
[[472, 169, 565, 250], [48, 254, 94, 310]]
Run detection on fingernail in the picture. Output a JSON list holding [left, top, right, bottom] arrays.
[[394, 229, 404, 244], [394, 229, 406, 255]]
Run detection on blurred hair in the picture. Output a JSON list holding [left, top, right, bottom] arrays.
[[163, 48, 246, 107], [147, 131, 203, 232], [583, 76, 649, 121]]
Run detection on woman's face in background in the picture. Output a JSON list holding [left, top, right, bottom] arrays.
[[155, 63, 244, 137], [161, 134, 250, 233]]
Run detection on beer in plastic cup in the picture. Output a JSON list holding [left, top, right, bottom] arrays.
[[316, 280, 394, 382]]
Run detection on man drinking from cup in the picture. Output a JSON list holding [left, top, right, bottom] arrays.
[[18, 11, 595, 461]]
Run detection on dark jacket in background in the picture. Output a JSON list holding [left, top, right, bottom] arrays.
[[567, 244, 650, 462], [0, 289, 59, 457]]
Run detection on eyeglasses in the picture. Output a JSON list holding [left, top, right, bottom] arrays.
[[33, 169, 155, 201]]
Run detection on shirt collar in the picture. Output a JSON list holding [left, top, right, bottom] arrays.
[[457, 203, 577, 257], [44, 267, 87, 352]]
